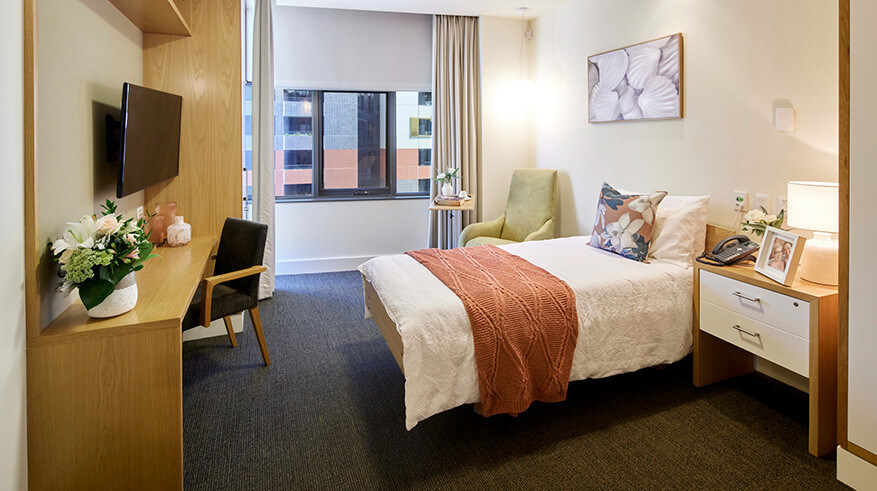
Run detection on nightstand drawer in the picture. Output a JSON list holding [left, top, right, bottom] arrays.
[[699, 300, 809, 376], [699, 270, 810, 339]]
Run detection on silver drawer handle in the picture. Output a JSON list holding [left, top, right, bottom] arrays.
[[733, 291, 761, 303], [731, 324, 760, 338]]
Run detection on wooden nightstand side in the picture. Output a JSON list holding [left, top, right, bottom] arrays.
[[693, 262, 839, 457]]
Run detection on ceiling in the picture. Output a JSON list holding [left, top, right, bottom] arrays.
[[273, 0, 570, 19]]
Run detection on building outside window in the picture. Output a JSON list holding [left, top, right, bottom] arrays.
[[243, 85, 432, 200]]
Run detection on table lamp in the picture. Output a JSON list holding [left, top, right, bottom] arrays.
[[786, 181, 839, 285]]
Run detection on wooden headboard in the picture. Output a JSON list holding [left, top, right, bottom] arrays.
[[705, 223, 737, 251]]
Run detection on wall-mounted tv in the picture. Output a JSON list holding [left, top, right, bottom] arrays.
[[110, 83, 183, 198]]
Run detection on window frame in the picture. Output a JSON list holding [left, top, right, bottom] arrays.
[[315, 90, 393, 198], [277, 89, 430, 202]]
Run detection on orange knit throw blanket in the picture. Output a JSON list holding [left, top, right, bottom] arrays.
[[406, 245, 579, 417]]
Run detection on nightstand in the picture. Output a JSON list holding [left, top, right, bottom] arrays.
[[693, 261, 839, 457]]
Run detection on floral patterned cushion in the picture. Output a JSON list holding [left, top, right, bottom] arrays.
[[589, 182, 668, 261]]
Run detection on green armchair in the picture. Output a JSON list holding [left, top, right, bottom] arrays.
[[460, 168, 557, 247]]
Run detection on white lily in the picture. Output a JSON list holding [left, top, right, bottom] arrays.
[[604, 213, 644, 250], [52, 215, 99, 254], [629, 195, 657, 224], [764, 214, 777, 223], [436, 172, 446, 180]]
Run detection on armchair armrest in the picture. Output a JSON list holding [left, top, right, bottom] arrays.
[[459, 214, 506, 247], [200, 265, 267, 327], [523, 218, 555, 242]]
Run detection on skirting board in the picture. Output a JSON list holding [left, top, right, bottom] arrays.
[[838, 446, 877, 490], [182, 312, 243, 342], [277, 256, 374, 275]]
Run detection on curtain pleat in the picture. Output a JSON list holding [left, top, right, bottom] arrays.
[[429, 15, 482, 249], [253, 0, 275, 298]]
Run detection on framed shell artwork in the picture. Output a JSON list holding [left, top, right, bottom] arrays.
[[588, 33, 683, 123]]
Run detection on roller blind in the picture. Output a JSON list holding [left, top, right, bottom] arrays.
[[270, 7, 433, 91]]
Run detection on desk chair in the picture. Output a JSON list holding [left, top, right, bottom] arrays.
[[183, 217, 271, 366]]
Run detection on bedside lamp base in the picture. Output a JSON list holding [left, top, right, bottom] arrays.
[[798, 232, 838, 286]]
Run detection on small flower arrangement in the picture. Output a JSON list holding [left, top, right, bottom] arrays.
[[52, 200, 158, 310], [742, 207, 785, 236], [433, 167, 460, 183]]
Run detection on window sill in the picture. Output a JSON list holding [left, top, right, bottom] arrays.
[[272, 194, 431, 204]]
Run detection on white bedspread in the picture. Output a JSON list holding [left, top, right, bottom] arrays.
[[358, 237, 693, 430]]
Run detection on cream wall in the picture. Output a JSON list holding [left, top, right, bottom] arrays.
[[274, 200, 429, 273], [38, 0, 144, 326], [530, 0, 838, 236], [845, 0, 877, 481], [479, 16, 534, 221], [0, 1, 28, 488]]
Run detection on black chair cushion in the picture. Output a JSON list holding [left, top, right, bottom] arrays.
[[214, 217, 269, 300], [182, 283, 256, 331]]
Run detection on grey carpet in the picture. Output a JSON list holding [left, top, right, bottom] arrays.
[[183, 271, 846, 490]]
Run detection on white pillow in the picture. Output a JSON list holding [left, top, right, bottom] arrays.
[[648, 195, 710, 268]]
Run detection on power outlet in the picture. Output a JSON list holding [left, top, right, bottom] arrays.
[[755, 193, 770, 212], [776, 196, 788, 214], [732, 191, 748, 213], [136, 205, 145, 220]]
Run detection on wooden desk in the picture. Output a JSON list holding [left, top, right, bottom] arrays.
[[27, 237, 215, 490], [429, 196, 474, 248], [693, 261, 838, 456]]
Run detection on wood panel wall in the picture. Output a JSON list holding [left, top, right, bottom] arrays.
[[23, 0, 40, 342], [143, 0, 242, 239]]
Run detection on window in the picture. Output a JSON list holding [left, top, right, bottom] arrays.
[[395, 91, 432, 194], [244, 86, 431, 200]]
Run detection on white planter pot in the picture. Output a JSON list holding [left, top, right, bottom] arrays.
[[441, 182, 454, 198], [85, 272, 138, 318]]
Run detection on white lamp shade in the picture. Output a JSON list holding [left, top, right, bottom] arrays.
[[786, 181, 839, 233]]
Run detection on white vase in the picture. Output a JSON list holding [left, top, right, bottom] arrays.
[[441, 182, 454, 198], [85, 272, 138, 318], [167, 216, 192, 247]]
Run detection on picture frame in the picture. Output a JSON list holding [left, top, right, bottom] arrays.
[[754, 226, 807, 286], [588, 33, 683, 123]]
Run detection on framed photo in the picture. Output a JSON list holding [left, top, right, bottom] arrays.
[[754, 227, 807, 286], [588, 33, 683, 123]]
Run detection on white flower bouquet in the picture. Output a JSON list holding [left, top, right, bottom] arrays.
[[52, 200, 158, 310], [742, 207, 785, 236], [433, 167, 460, 183]]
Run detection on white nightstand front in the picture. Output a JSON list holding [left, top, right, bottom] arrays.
[[693, 262, 838, 457]]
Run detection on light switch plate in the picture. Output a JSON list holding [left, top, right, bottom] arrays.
[[775, 107, 796, 132], [755, 193, 770, 212], [776, 196, 788, 214]]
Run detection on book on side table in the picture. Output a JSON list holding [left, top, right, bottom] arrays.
[[434, 196, 471, 206]]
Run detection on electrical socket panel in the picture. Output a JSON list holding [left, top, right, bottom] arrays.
[[732, 191, 748, 213], [755, 193, 770, 212], [137, 206, 144, 220]]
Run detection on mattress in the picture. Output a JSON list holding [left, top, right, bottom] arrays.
[[358, 236, 694, 430]]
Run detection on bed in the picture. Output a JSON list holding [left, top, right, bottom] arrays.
[[360, 222, 731, 430]]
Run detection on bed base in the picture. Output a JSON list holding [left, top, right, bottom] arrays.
[[362, 223, 735, 392]]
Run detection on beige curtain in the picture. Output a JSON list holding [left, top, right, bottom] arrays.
[[429, 15, 482, 249], [253, 0, 275, 298]]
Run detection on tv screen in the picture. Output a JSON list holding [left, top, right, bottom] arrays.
[[117, 83, 183, 198]]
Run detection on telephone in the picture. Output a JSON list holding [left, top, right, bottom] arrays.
[[696, 235, 759, 266]]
